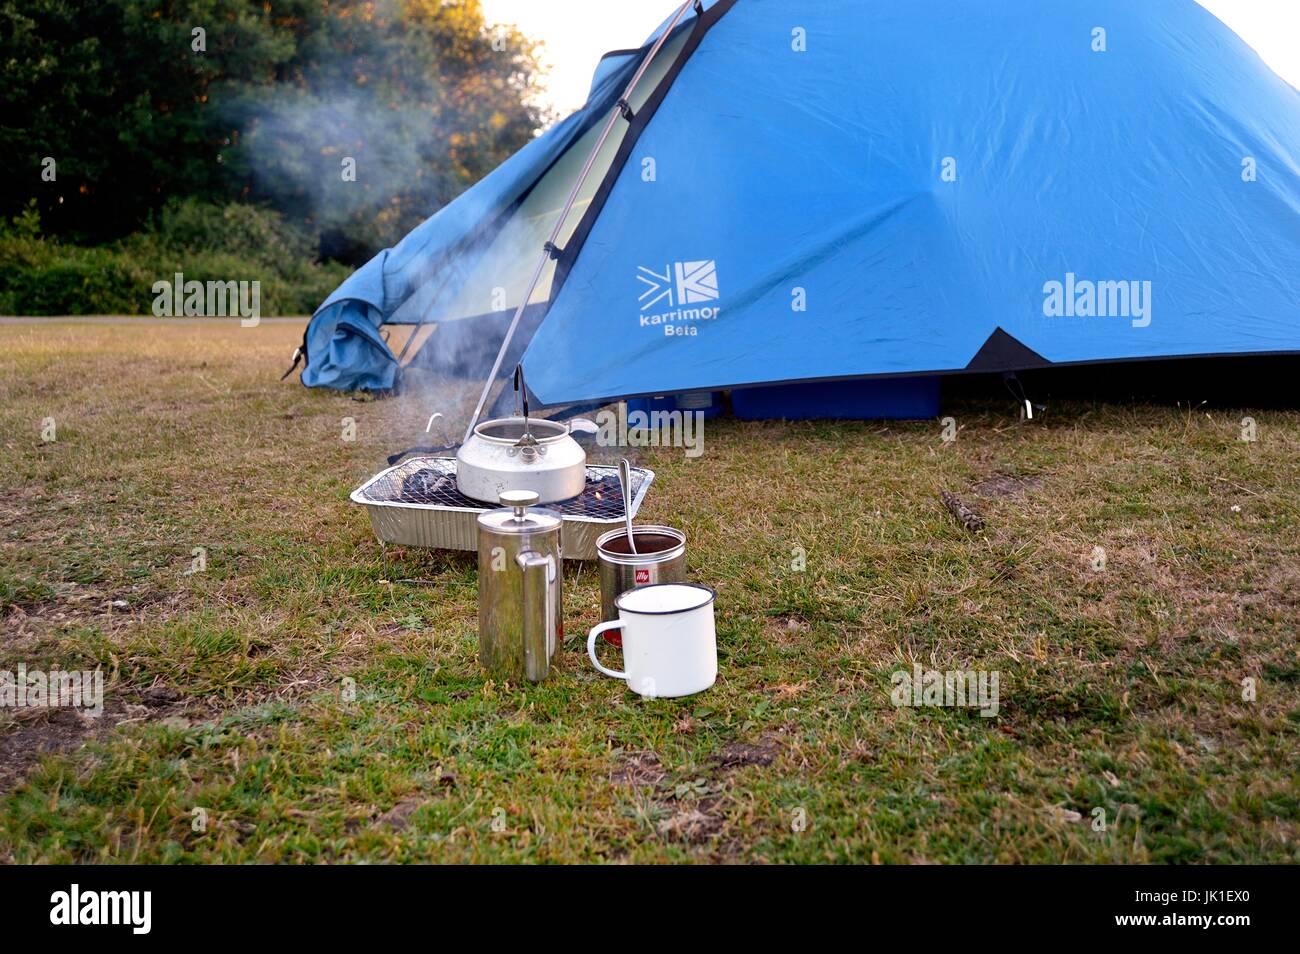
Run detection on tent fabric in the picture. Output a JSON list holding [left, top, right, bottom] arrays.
[[305, 0, 1300, 405], [301, 303, 398, 392], [299, 92, 610, 389], [298, 28, 670, 390], [522, 0, 1300, 405]]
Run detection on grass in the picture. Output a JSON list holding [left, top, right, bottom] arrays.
[[0, 320, 1297, 863]]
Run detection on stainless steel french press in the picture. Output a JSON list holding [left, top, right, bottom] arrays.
[[476, 490, 563, 682]]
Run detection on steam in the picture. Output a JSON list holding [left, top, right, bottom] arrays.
[[233, 85, 454, 256], [221, 2, 602, 451]]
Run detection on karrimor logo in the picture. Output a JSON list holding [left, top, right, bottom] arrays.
[[50, 884, 151, 934], [673, 260, 719, 304], [637, 260, 721, 337]]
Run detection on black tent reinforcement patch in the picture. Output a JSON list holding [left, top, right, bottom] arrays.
[[965, 327, 1052, 371]]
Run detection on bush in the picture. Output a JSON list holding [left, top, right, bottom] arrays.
[[0, 200, 349, 316], [134, 198, 317, 272], [0, 248, 142, 315]]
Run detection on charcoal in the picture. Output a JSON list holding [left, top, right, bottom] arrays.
[[386, 465, 632, 515], [401, 469, 455, 502], [561, 474, 627, 517]]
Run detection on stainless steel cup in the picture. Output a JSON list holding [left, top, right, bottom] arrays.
[[596, 526, 686, 644]]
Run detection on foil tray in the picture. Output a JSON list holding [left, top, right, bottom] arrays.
[[350, 457, 654, 561]]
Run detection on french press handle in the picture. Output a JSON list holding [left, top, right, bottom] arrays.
[[516, 550, 556, 683]]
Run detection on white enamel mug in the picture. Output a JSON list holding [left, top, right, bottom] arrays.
[[586, 583, 717, 698]]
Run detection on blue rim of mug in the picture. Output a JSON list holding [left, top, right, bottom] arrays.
[[614, 582, 717, 616]]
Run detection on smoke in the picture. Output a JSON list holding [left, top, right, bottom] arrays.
[[232, 84, 454, 259], [225, 0, 605, 452], [220, 0, 548, 262]]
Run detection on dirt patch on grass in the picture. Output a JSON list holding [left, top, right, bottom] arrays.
[[0, 709, 99, 791], [0, 684, 206, 792], [607, 749, 735, 846], [369, 770, 458, 831], [657, 800, 725, 843], [713, 738, 781, 770], [610, 750, 666, 787], [2, 583, 190, 636], [376, 796, 426, 831], [972, 473, 1045, 498], [621, 734, 787, 849]]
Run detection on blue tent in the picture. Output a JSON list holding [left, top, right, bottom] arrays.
[[298, 0, 1300, 415]]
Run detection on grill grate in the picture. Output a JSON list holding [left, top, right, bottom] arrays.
[[357, 457, 648, 521]]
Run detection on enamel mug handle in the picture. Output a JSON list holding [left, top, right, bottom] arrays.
[[587, 622, 627, 679]]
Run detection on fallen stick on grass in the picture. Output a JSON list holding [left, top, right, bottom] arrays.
[[940, 491, 985, 532]]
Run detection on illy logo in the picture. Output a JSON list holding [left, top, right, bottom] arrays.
[[635, 568, 651, 584]]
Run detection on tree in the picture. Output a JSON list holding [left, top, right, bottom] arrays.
[[224, 0, 549, 258], [0, 1, 296, 241], [0, 0, 548, 257]]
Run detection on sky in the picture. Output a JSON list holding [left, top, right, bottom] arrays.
[[481, 0, 1300, 116]]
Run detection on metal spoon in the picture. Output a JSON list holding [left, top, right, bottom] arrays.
[[619, 458, 638, 554]]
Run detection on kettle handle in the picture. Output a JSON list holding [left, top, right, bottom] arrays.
[[386, 443, 458, 466], [516, 551, 556, 682]]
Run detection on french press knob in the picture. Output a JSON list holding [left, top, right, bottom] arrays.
[[500, 489, 540, 518]]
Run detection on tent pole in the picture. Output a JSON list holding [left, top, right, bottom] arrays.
[[462, 0, 699, 444]]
